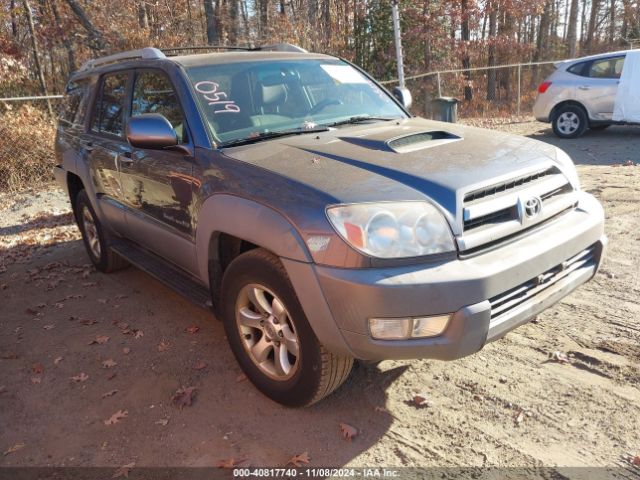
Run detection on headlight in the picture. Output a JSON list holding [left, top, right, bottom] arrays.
[[326, 201, 455, 258], [555, 147, 581, 189]]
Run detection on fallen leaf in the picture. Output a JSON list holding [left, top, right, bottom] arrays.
[[97, 298, 108, 304], [82, 281, 97, 287], [122, 347, 130, 355], [104, 410, 128, 425], [374, 406, 389, 414], [235, 373, 247, 383], [171, 386, 196, 409], [193, 360, 207, 370], [32, 363, 44, 374], [31, 377, 42, 384], [112, 462, 135, 478], [80, 318, 98, 326], [1, 352, 18, 359], [115, 294, 128, 300], [287, 451, 310, 467], [53, 303, 64, 309], [549, 351, 570, 364], [185, 325, 200, 334], [407, 393, 430, 409], [134, 330, 144, 339], [515, 410, 525, 425], [43, 324, 55, 330], [216, 457, 244, 469], [155, 418, 169, 426], [71, 372, 89, 383], [157, 341, 170, 352], [102, 389, 118, 399], [102, 359, 117, 369], [53, 356, 63, 365], [339, 423, 358, 441], [3, 443, 25, 456], [89, 335, 110, 345], [106, 372, 117, 380]]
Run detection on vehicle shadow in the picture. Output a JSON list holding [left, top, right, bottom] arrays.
[[527, 124, 640, 166], [0, 229, 401, 468]]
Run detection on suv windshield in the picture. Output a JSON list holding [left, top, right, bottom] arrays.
[[185, 58, 407, 146]]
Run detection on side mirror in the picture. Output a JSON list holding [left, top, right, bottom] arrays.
[[126, 113, 178, 150], [392, 86, 413, 110]]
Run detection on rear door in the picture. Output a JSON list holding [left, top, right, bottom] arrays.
[[84, 71, 132, 235], [119, 68, 199, 274], [575, 55, 625, 121]]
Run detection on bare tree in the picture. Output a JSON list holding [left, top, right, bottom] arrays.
[[22, 0, 53, 115], [64, 0, 106, 51], [567, 0, 579, 56]]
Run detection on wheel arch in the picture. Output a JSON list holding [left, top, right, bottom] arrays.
[[550, 100, 590, 122]]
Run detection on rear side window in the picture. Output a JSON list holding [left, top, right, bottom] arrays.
[[588, 56, 625, 79], [567, 62, 587, 76], [91, 72, 129, 137], [132, 70, 187, 143], [60, 79, 90, 127]]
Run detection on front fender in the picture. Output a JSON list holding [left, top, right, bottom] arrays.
[[195, 194, 312, 284]]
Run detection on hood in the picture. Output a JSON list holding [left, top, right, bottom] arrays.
[[222, 117, 565, 227]]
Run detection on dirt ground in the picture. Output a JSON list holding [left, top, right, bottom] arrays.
[[1, 119, 639, 475]]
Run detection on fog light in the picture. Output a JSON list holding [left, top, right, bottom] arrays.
[[369, 318, 412, 340], [412, 315, 450, 338]]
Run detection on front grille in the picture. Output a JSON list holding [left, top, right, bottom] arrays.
[[464, 167, 557, 203], [457, 164, 578, 252], [489, 245, 596, 321]]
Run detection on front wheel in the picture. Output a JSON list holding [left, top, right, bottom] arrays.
[[221, 248, 353, 407], [552, 105, 588, 138]]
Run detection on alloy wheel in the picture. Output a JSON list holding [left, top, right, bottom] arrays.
[[81, 205, 101, 259]]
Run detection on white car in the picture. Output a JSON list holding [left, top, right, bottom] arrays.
[[533, 49, 640, 138]]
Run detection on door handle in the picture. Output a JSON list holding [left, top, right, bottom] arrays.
[[578, 86, 590, 90], [118, 151, 134, 165]]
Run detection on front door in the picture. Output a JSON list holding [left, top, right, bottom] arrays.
[[119, 68, 199, 274]]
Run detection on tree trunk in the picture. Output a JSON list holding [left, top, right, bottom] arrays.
[[49, 0, 76, 73], [461, 0, 472, 101], [585, 0, 601, 52], [204, 0, 219, 44], [22, 0, 53, 116], [64, 0, 106, 51], [11, 0, 19, 37], [138, 0, 149, 29], [609, 0, 616, 44], [486, 0, 497, 101], [567, 0, 579, 56]]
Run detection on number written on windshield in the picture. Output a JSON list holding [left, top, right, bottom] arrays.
[[194, 81, 240, 114]]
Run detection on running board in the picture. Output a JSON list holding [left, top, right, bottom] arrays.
[[110, 239, 212, 311]]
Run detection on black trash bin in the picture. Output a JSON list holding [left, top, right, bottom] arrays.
[[431, 97, 459, 123]]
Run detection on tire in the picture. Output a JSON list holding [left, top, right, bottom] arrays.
[[221, 248, 353, 407], [75, 190, 129, 273], [590, 124, 611, 131], [552, 105, 588, 138]]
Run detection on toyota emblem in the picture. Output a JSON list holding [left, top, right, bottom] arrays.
[[524, 196, 542, 218]]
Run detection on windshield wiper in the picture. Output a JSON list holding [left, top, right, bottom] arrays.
[[220, 126, 329, 148], [324, 115, 399, 127]]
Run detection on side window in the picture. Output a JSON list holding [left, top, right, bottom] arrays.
[[132, 70, 187, 143], [91, 72, 129, 137], [588, 57, 625, 79], [60, 79, 90, 127], [567, 62, 587, 76]]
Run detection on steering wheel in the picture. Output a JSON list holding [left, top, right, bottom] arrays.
[[309, 98, 343, 115]]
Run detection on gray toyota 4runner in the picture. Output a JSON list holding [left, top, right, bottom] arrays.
[[54, 45, 606, 407]]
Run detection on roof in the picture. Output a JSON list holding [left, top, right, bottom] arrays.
[[557, 48, 639, 66], [170, 51, 334, 68]]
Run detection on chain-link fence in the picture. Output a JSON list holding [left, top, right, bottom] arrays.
[[0, 97, 62, 194], [382, 61, 558, 120]]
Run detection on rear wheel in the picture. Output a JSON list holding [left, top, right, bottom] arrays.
[[552, 105, 588, 138], [221, 248, 353, 407], [75, 190, 128, 273]]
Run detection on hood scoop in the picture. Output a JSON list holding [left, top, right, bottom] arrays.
[[387, 131, 461, 153]]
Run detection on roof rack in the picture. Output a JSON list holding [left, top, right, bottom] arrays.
[[79, 47, 166, 71], [77, 43, 308, 71], [162, 43, 308, 56]]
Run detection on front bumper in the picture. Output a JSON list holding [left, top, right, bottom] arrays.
[[285, 192, 605, 361]]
